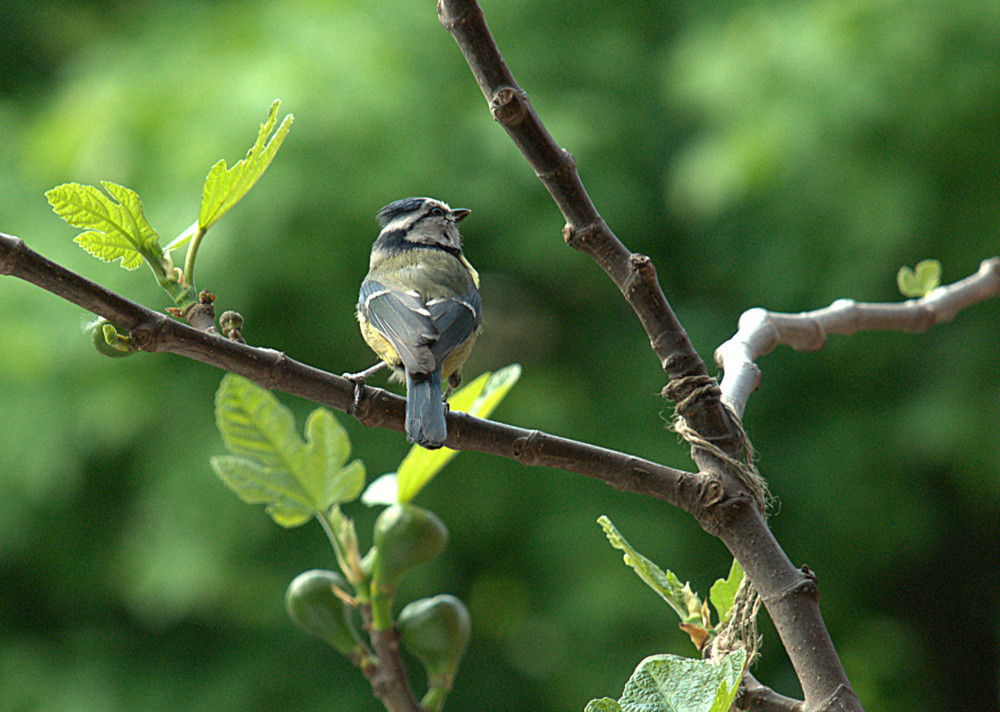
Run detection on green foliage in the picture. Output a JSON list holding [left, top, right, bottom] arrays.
[[599, 516, 745, 652], [2, 0, 998, 710], [211, 373, 365, 527], [46, 181, 165, 272], [46, 101, 292, 312], [897, 259, 942, 298], [708, 559, 744, 627], [89, 318, 137, 357], [585, 650, 746, 712], [598, 515, 703, 624], [197, 99, 293, 235], [362, 364, 521, 505]]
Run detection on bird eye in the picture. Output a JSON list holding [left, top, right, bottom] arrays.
[[429, 206, 444, 217]]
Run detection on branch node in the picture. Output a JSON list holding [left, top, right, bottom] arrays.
[[490, 86, 527, 124], [562, 219, 603, 248], [764, 567, 820, 605], [701, 475, 727, 507], [535, 148, 576, 181], [511, 431, 538, 462], [128, 323, 161, 352], [436, 0, 474, 29], [184, 301, 217, 333], [0, 232, 25, 275], [623, 253, 655, 299]]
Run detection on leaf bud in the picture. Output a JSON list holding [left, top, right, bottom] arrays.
[[90, 318, 136, 358]]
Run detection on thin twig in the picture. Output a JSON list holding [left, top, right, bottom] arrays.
[[716, 257, 1000, 417], [358, 604, 423, 712]]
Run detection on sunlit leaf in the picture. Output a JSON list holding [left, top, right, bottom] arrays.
[[709, 559, 744, 626], [303, 408, 349, 502], [199, 99, 293, 231], [598, 515, 702, 623], [897, 259, 941, 297], [616, 651, 746, 712], [215, 373, 305, 473], [213, 375, 363, 527], [46, 181, 162, 270], [209, 455, 314, 527], [387, 364, 521, 504], [324, 459, 366, 508], [361, 472, 399, 506], [584, 698, 623, 712], [163, 220, 200, 254]]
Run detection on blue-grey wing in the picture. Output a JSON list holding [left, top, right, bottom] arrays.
[[424, 289, 481, 362], [359, 279, 437, 374]]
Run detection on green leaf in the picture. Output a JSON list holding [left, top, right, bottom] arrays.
[[209, 455, 313, 527], [390, 364, 521, 504], [447, 363, 522, 416], [324, 459, 366, 508], [89, 318, 137, 358], [303, 409, 366, 508], [598, 515, 702, 623], [215, 373, 305, 473], [199, 99, 293, 231], [709, 559, 744, 627], [46, 181, 163, 270], [213, 374, 364, 527], [616, 650, 746, 712], [584, 699, 624, 712], [897, 259, 941, 297]]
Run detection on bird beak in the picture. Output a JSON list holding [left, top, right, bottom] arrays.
[[452, 208, 471, 221]]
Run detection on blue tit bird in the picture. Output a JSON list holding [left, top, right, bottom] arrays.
[[356, 197, 482, 449]]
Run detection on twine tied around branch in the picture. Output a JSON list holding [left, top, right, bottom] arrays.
[[663, 374, 771, 667]]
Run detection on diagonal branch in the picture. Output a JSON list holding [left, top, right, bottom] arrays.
[[435, 0, 736, 450], [435, 2, 871, 711], [0, 231, 704, 513]]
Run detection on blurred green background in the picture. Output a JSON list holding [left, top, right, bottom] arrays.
[[1, 0, 998, 710]]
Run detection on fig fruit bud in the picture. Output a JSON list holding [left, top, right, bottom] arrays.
[[284, 569, 360, 656]]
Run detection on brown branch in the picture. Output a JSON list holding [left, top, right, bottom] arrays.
[[0, 231, 704, 513], [359, 604, 423, 712], [736, 672, 805, 712], [435, 0, 734, 449], [435, 2, 868, 711]]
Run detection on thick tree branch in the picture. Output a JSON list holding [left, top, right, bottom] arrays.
[[436, 2, 867, 711], [435, 0, 735, 450], [736, 672, 805, 712]]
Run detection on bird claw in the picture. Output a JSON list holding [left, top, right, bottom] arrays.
[[342, 362, 386, 415]]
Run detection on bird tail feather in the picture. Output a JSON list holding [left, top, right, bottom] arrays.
[[405, 369, 447, 449]]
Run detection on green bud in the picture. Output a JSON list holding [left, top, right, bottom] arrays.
[[91, 318, 136, 358], [371, 504, 448, 587], [398, 594, 471, 682], [284, 569, 360, 656]]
